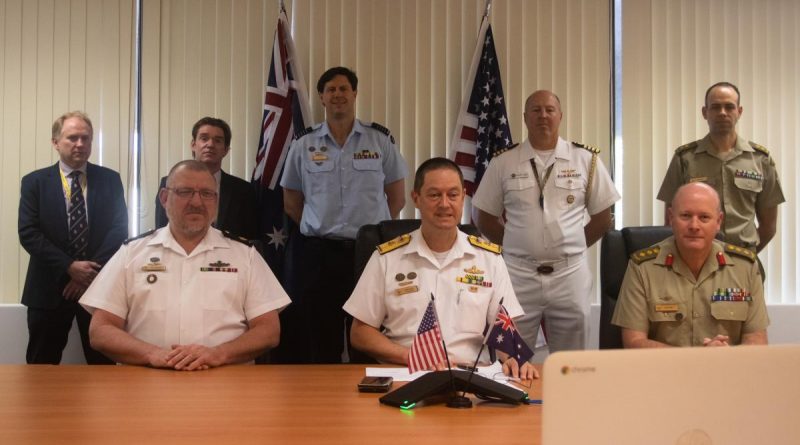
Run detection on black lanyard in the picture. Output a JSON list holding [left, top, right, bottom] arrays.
[[530, 159, 555, 209]]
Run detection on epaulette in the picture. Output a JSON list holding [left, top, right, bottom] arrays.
[[724, 244, 756, 263], [468, 235, 502, 254], [631, 246, 660, 264], [675, 141, 698, 154], [294, 126, 315, 139], [223, 230, 253, 246], [493, 143, 519, 157], [123, 229, 156, 245], [748, 141, 770, 156], [573, 141, 600, 154], [377, 234, 411, 255], [369, 122, 395, 144]]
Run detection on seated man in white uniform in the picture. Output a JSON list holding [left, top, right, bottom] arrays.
[[344, 157, 537, 379], [81, 160, 290, 370]]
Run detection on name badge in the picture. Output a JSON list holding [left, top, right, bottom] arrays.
[[655, 304, 679, 313]]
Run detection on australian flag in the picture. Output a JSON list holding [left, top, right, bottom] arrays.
[[486, 303, 533, 365], [252, 8, 311, 279], [449, 19, 513, 196]]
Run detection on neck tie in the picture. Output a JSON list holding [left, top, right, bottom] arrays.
[[68, 171, 89, 259]]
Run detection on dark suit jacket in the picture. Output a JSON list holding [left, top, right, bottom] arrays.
[[18, 163, 128, 309], [154, 170, 259, 240]]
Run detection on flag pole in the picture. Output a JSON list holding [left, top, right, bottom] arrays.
[[461, 297, 503, 398], [483, 0, 492, 19]]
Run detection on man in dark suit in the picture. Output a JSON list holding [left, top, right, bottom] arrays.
[[154, 117, 258, 240], [18, 111, 128, 364]]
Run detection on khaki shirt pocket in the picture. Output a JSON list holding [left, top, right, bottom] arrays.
[[710, 301, 748, 322], [647, 302, 687, 323], [733, 177, 762, 193]]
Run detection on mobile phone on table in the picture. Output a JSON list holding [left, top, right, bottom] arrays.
[[357, 376, 393, 393]]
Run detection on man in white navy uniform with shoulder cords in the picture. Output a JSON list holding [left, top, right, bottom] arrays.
[[472, 90, 620, 352]]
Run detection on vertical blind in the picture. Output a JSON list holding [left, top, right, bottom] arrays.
[[621, 0, 800, 303], [2, 0, 608, 304], [0, 0, 133, 304]]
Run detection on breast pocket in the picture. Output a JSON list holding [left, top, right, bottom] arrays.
[[647, 302, 687, 324], [133, 272, 168, 311], [553, 176, 584, 209], [455, 288, 490, 335], [201, 273, 242, 311], [733, 177, 762, 194], [710, 302, 748, 322], [503, 176, 536, 209]]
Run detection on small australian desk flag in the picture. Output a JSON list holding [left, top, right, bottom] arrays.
[[486, 303, 534, 364]]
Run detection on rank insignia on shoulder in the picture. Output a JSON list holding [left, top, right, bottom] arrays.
[[675, 141, 699, 153], [493, 143, 519, 157], [748, 141, 770, 155], [631, 246, 660, 264], [573, 142, 601, 154], [377, 234, 411, 254], [222, 231, 253, 246], [370, 122, 396, 144], [724, 244, 756, 263], [294, 125, 316, 139], [468, 235, 502, 254], [124, 229, 156, 245]]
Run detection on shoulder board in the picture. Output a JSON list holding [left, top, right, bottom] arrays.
[[675, 141, 698, 154], [724, 243, 756, 263], [123, 229, 156, 245], [369, 122, 392, 136], [748, 141, 770, 155], [630, 246, 660, 264], [377, 234, 411, 255], [573, 141, 600, 154], [294, 126, 316, 139], [493, 143, 519, 158], [223, 230, 253, 246], [468, 235, 502, 254]]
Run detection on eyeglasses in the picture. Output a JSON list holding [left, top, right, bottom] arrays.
[[166, 187, 218, 201]]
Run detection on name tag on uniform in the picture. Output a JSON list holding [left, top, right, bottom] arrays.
[[655, 304, 679, 313], [396, 285, 419, 296]]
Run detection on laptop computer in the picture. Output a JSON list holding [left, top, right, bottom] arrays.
[[542, 345, 800, 444]]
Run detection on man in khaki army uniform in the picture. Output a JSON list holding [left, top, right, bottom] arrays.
[[657, 82, 784, 253], [612, 183, 768, 347]]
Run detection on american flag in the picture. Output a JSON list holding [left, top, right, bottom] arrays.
[[449, 19, 512, 196], [408, 301, 447, 374], [251, 8, 311, 276], [486, 303, 533, 365]]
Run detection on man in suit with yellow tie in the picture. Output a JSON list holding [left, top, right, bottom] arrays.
[[18, 111, 128, 364]]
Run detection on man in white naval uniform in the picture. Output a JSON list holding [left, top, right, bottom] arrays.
[[472, 90, 620, 352], [344, 157, 537, 380], [81, 160, 290, 370]]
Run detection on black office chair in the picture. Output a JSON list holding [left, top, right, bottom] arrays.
[[346, 219, 481, 363], [599, 226, 673, 349]]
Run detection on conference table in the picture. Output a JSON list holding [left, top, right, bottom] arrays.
[[0, 364, 543, 444]]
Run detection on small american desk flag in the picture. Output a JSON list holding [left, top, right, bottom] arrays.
[[408, 301, 447, 374]]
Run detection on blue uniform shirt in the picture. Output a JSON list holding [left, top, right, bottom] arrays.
[[281, 119, 408, 239]]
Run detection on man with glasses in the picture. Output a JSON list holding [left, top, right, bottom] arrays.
[[80, 160, 290, 370]]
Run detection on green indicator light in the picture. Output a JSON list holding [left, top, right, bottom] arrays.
[[400, 403, 416, 410]]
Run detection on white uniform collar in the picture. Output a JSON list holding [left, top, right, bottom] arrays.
[[403, 228, 474, 269], [520, 137, 569, 161], [148, 226, 231, 257]]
